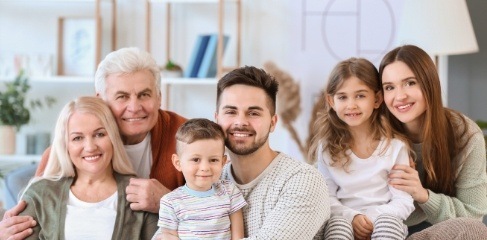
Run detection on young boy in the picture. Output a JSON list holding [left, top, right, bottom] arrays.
[[153, 118, 247, 240]]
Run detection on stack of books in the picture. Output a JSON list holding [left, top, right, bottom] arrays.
[[184, 33, 229, 78]]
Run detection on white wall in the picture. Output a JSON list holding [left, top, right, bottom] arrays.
[[1, 1, 423, 162]]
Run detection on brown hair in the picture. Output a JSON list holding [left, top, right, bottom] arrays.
[[308, 58, 406, 170], [216, 66, 279, 115], [175, 118, 225, 154], [379, 45, 470, 196]]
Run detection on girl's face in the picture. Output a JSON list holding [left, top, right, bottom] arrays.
[[327, 76, 382, 132], [381, 61, 426, 130]]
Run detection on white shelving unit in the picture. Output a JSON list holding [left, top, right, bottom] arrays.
[[146, 0, 241, 111]]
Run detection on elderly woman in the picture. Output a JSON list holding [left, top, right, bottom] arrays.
[[19, 96, 158, 239]]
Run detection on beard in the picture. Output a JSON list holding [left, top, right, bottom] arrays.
[[224, 127, 270, 156]]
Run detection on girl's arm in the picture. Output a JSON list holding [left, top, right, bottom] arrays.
[[317, 157, 361, 222], [230, 209, 244, 240], [367, 141, 415, 221]]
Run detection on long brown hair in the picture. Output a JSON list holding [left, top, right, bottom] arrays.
[[379, 45, 470, 196], [308, 58, 404, 170]]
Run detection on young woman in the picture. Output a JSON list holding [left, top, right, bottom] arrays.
[[19, 97, 158, 239], [309, 57, 414, 240], [379, 45, 487, 234]]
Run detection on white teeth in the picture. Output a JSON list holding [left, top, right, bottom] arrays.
[[124, 117, 144, 122], [233, 133, 250, 137], [397, 104, 412, 110], [84, 155, 100, 161]]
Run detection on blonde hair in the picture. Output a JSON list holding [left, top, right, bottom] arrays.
[[308, 58, 408, 170], [42, 96, 135, 181]]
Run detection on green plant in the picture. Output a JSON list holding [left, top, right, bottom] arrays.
[[163, 59, 182, 71], [0, 70, 56, 129]]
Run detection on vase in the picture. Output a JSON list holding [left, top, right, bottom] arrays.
[[0, 125, 16, 154]]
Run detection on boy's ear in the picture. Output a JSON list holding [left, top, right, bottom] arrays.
[[172, 154, 182, 172], [222, 155, 228, 165]]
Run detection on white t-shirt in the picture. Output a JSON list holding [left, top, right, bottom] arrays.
[[65, 190, 118, 240], [124, 133, 152, 178], [317, 138, 415, 223]]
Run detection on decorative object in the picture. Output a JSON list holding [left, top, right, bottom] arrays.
[[0, 125, 16, 155], [0, 71, 56, 154], [161, 60, 183, 78], [396, 0, 478, 105], [57, 17, 99, 76]]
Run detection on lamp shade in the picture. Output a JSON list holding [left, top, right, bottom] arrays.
[[397, 0, 478, 55]]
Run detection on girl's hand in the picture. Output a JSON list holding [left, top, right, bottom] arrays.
[[389, 164, 429, 203], [352, 214, 373, 240]]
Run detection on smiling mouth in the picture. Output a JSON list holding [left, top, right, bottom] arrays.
[[396, 103, 414, 111], [122, 117, 147, 122], [232, 133, 253, 137], [345, 113, 361, 117], [83, 154, 101, 161]]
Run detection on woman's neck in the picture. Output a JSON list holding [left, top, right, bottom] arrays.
[[71, 169, 117, 203], [404, 117, 424, 143]]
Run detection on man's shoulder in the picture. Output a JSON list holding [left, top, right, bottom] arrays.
[[274, 153, 320, 175], [158, 109, 187, 123]]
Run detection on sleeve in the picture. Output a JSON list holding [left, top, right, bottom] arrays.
[[227, 182, 247, 214], [418, 131, 487, 224], [18, 193, 41, 240], [157, 195, 179, 230], [365, 141, 415, 221], [316, 151, 361, 223], [244, 168, 330, 240], [141, 212, 159, 240]]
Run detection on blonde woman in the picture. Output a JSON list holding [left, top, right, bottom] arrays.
[[19, 96, 158, 239]]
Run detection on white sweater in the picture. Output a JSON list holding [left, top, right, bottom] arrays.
[[221, 153, 330, 240], [317, 138, 415, 223]]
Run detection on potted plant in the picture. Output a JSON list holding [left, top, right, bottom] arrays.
[[161, 59, 183, 78], [0, 70, 55, 154]]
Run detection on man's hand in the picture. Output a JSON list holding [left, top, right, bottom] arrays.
[[0, 201, 36, 240], [352, 214, 373, 240], [126, 178, 171, 213]]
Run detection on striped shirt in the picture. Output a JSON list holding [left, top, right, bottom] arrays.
[[157, 180, 247, 239]]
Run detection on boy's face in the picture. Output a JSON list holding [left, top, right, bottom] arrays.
[[172, 139, 226, 191]]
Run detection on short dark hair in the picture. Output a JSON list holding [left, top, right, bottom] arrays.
[[175, 118, 225, 154], [216, 66, 279, 115]]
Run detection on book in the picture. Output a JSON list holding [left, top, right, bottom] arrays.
[[184, 34, 211, 78], [197, 34, 229, 78]]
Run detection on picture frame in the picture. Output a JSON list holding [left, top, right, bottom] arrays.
[[57, 17, 100, 76]]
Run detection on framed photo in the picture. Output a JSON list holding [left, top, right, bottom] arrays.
[[57, 17, 99, 76]]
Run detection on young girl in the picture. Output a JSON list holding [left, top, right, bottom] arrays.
[[379, 45, 487, 237], [308, 58, 414, 240]]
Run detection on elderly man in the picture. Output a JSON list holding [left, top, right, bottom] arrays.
[[1, 47, 186, 240]]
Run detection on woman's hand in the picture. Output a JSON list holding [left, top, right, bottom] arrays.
[[389, 164, 429, 203]]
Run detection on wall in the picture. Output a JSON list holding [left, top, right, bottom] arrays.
[[448, 0, 487, 122], [3, 1, 482, 161]]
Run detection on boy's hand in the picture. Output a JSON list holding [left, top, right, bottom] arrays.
[[352, 214, 373, 240]]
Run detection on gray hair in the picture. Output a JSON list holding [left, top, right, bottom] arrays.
[[94, 47, 161, 97]]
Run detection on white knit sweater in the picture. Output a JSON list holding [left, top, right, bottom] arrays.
[[221, 153, 330, 239]]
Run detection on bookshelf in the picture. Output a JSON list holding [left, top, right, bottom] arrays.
[[145, 0, 241, 79]]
